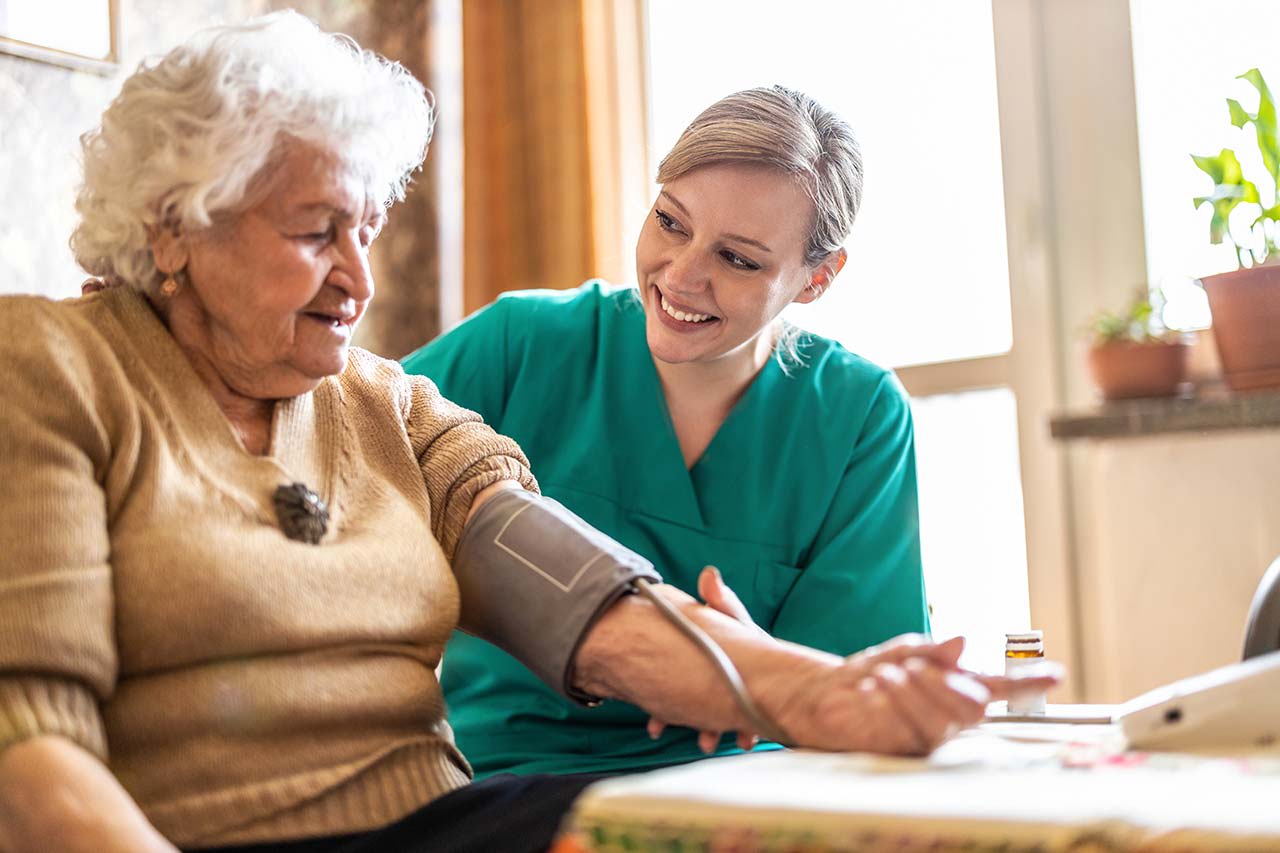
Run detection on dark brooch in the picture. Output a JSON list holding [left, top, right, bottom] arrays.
[[272, 482, 329, 545]]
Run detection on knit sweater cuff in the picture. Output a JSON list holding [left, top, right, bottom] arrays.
[[437, 450, 539, 560], [0, 677, 108, 761]]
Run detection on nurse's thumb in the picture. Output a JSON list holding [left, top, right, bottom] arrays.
[[697, 566, 760, 632]]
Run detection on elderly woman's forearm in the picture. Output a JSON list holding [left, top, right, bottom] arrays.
[[573, 585, 840, 736], [0, 736, 176, 853]]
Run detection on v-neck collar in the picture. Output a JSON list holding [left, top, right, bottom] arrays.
[[610, 292, 779, 531], [100, 287, 344, 532]]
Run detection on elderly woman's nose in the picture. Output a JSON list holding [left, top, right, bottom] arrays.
[[329, 231, 374, 301]]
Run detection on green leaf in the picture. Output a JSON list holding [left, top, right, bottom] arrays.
[[1228, 98, 1252, 128], [1192, 148, 1244, 184], [1235, 69, 1280, 192], [1253, 203, 1280, 227], [1192, 150, 1257, 243]]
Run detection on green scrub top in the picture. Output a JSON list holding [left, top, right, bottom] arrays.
[[401, 282, 928, 777]]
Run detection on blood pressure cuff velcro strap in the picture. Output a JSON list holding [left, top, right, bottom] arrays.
[[451, 488, 662, 705]]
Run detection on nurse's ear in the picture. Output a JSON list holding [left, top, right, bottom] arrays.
[[794, 248, 847, 305]]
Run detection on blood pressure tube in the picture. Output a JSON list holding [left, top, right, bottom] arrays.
[[1005, 630, 1047, 714]]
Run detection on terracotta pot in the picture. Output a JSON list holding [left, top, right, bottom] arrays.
[[1087, 340, 1191, 401], [1202, 263, 1280, 392]]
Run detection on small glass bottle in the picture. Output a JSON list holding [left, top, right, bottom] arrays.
[[1004, 630, 1046, 714]]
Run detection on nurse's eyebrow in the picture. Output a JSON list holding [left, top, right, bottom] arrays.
[[660, 190, 774, 255]]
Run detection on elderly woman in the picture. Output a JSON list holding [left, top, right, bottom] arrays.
[[0, 13, 1054, 853]]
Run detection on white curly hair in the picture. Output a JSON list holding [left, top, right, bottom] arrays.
[[71, 11, 435, 294]]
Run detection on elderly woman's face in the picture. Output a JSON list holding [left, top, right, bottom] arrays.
[[634, 163, 819, 368], [172, 143, 383, 399]]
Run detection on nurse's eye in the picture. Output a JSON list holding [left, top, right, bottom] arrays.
[[654, 209, 685, 235], [721, 249, 760, 271]]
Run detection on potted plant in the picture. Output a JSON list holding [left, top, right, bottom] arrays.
[[1193, 68, 1280, 392], [1087, 291, 1190, 401]]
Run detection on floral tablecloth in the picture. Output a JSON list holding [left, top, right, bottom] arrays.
[[554, 723, 1280, 852]]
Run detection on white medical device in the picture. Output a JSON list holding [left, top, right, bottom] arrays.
[[1117, 649, 1280, 751]]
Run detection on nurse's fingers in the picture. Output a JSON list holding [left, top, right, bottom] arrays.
[[648, 716, 758, 754], [698, 730, 722, 754], [696, 566, 766, 636]]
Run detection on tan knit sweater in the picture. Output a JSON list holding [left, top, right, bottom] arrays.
[[0, 287, 538, 848]]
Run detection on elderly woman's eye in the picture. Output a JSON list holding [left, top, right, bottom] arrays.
[[299, 227, 334, 243]]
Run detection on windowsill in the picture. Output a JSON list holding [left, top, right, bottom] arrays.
[[1050, 383, 1280, 440]]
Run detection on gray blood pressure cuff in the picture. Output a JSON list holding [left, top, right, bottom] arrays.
[[451, 488, 662, 705]]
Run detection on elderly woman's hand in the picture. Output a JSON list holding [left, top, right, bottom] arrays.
[[579, 583, 1062, 759], [640, 572, 1061, 756], [775, 639, 990, 755]]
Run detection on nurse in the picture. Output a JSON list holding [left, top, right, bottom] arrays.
[[402, 85, 928, 777]]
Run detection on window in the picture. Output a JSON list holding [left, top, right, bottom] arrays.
[[646, 0, 1038, 674], [1130, 0, 1280, 330], [647, 0, 1012, 369], [0, 0, 117, 72]]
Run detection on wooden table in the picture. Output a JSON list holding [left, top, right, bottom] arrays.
[[554, 722, 1280, 851]]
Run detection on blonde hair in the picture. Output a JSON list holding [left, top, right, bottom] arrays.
[[657, 86, 864, 366], [657, 85, 863, 268], [71, 11, 434, 294]]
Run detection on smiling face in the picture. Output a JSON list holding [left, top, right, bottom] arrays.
[[635, 162, 824, 369], [158, 142, 385, 401]]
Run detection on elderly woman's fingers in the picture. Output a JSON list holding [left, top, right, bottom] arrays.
[[854, 673, 926, 755], [851, 635, 965, 671], [736, 731, 759, 751], [973, 663, 1064, 700], [647, 717, 666, 740], [901, 658, 990, 727], [871, 663, 959, 753]]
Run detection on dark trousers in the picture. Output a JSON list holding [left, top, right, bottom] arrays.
[[190, 773, 604, 853]]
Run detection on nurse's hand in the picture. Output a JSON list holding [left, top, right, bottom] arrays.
[[646, 567, 768, 752]]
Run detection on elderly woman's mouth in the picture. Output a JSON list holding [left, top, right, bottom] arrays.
[[303, 310, 355, 329]]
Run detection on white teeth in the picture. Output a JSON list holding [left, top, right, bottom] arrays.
[[660, 293, 713, 323]]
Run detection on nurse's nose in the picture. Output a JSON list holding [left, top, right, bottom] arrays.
[[664, 246, 710, 295]]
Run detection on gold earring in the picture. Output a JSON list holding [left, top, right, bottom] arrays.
[[161, 275, 179, 297]]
